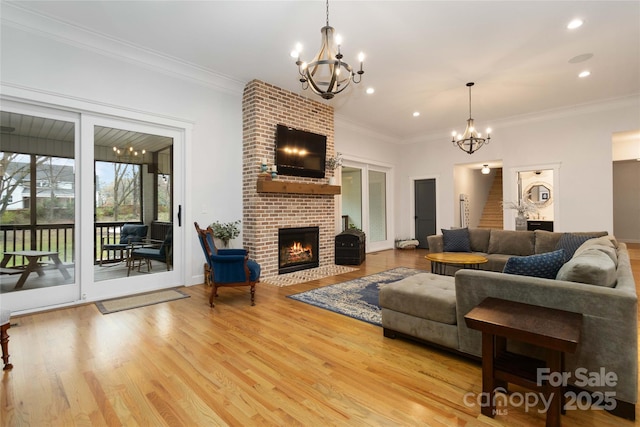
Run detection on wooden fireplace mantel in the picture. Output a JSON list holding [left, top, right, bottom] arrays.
[[256, 179, 341, 195]]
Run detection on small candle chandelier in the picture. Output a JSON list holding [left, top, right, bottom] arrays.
[[451, 82, 492, 155], [291, 0, 364, 100], [113, 145, 146, 162]]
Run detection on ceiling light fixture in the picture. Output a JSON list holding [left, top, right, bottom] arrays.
[[451, 82, 492, 155], [578, 70, 591, 78], [113, 145, 146, 162], [413, 112, 420, 117], [567, 18, 584, 29], [291, 0, 364, 100], [366, 87, 375, 95], [481, 164, 490, 175]]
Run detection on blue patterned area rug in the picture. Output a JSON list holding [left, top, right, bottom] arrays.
[[287, 267, 427, 326]]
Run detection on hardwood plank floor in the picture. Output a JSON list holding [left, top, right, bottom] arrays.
[[2, 246, 638, 426]]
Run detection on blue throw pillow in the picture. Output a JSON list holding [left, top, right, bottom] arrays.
[[503, 249, 566, 279], [441, 228, 471, 252], [555, 233, 595, 261]]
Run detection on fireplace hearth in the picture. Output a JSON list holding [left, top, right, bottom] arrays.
[[278, 227, 319, 274]]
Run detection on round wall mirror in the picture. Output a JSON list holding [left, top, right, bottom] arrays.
[[524, 182, 552, 208]]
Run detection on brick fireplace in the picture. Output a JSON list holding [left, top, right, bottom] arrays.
[[278, 226, 319, 274], [242, 80, 337, 278]]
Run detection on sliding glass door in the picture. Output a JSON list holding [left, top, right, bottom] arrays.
[[341, 161, 393, 252], [1, 100, 185, 313], [84, 115, 183, 302], [0, 106, 80, 312]]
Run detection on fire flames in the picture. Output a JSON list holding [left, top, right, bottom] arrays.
[[284, 241, 313, 264]]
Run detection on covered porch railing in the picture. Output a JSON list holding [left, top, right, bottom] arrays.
[[0, 222, 171, 267]]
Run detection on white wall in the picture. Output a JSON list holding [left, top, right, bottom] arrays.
[[3, 9, 639, 276], [1, 23, 244, 284], [395, 97, 640, 238]]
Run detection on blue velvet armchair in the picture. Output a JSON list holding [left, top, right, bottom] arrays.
[[194, 222, 260, 307]]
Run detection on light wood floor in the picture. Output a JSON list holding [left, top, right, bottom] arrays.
[[2, 245, 639, 426]]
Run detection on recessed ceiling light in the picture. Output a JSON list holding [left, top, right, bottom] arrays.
[[567, 18, 584, 30], [413, 112, 420, 117], [578, 70, 591, 78], [366, 87, 375, 95]]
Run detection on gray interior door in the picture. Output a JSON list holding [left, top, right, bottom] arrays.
[[415, 179, 436, 248]]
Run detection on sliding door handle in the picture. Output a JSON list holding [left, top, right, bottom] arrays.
[[177, 205, 182, 227]]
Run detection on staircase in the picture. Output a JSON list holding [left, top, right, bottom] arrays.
[[478, 169, 503, 229]]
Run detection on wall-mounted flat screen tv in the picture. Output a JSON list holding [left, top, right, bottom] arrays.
[[275, 124, 327, 178]]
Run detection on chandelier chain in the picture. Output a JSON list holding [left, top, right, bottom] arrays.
[[326, 0, 329, 27]]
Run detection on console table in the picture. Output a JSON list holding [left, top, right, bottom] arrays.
[[464, 297, 582, 427]]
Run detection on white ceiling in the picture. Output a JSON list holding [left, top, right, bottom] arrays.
[[4, 1, 640, 142]]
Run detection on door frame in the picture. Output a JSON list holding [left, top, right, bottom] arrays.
[[82, 114, 185, 302], [340, 156, 395, 252], [0, 100, 81, 313], [1, 84, 193, 314], [507, 162, 561, 231], [410, 174, 440, 245]]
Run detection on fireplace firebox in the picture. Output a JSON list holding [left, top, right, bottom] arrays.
[[278, 227, 319, 274]]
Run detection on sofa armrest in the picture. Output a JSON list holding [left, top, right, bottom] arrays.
[[427, 235, 443, 253], [455, 269, 638, 404]]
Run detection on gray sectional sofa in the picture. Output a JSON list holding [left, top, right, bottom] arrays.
[[379, 228, 637, 419]]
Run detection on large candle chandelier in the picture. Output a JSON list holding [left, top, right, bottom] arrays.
[[451, 82, 492, 154], [291, 0, 365, 100]]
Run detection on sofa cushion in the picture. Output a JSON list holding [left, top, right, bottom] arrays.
[[555, 233, 597, 261], [487, 230, 535, 256], [574, 236, 618, 265], [503, 249, 566, 279], [469, 228, 491, 252], [441, 228, 471, 252], [119, 224, 148, 244], [379, 273, 457, 325], [556, 248, 617, 287], [482, 254, 512, 272], [575, 235, 617, 252], [534, 230, 563, 254]]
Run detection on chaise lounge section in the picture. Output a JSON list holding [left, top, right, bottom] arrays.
[[380, 229, 637, 419]]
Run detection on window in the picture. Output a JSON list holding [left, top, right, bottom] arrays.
[[95, 161, 142, 222]]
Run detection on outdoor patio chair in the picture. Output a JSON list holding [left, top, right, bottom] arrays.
[[100, 223, 148, 265], [127, 226, 172, 276]]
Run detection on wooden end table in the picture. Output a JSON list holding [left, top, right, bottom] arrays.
[[464, 297, 582, 427], [425, 252, 488, 275]]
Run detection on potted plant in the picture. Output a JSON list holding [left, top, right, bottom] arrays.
[[502, 200, 538, 230], [209, 220, 241, 247], [326, 152, 343, 185]]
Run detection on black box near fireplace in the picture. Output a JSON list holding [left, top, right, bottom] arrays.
[[278, 226, 319, 274], [335, 229, 366, 265]]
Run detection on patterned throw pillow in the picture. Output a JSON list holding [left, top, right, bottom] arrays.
[[503, 249, 566, 279], [555, 233, 596, 261], [441, 228, 471, 252]]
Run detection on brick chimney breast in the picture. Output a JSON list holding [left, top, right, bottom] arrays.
[[242, 80, 336, 278]]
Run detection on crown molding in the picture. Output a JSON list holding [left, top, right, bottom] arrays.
[[1, 3, 245, 96], [404, 93, 640, 145]]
